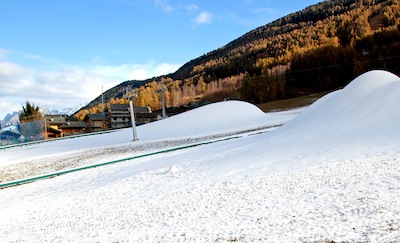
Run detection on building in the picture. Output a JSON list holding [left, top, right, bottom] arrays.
[[45, 115, 86, 138], [45, 115, 67, 138], [61, 121, 87, 136], [133, 106, 153, 125], [108, 104, 131, 129], [108, 104, 153, 128], [84, 113, 108, 132]]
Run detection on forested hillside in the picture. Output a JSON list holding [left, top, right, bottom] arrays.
[[75, 0, 400, 120]]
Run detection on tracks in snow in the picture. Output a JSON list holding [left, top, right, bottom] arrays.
[[0, 125, 278, 188]]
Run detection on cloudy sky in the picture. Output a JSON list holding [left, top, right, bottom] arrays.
[[0, 0, 321, 119]]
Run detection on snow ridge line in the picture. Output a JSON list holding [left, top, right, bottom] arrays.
[[0, 135, 241, 190]]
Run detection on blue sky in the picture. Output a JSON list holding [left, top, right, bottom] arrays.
[[0, 0, 321, 119]]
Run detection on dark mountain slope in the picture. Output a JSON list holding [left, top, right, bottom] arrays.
[[78, 0, 399, 118]]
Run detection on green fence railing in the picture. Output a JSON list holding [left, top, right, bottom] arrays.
[[0, 136, 240, 190]]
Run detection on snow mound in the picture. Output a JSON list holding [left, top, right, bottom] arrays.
[[138, 100, 268, 139], [216, 70, 400, 177], [270, 70, 400, 165], [281, 70, 400, 140], [2, 71, 400, 242], [1, 100, 275, 166]]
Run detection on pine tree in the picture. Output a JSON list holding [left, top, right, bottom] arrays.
[[19, 101, 42, 123]]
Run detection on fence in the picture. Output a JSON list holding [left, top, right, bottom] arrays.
[[0, 119, 45, 146]]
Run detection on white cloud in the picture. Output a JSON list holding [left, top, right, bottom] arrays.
[[185, 4, 198, 12], [0, 62, 32, 82], [0, 59, 181, 119], [91, 62, 181, 81], [0, 49, 9, 60], [194, 11, 213, 25], [154, 0, 174, 12], [226, 6, 278, 27], [252, 7, 276, 14], [154, 63, 181, 76], [0, 64, 116, 119], [0, 100, 19, 115]]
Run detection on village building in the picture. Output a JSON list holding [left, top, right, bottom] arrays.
[[45, 115, 86, 138], [83, 113, 109, 132], [108, 104, 153, 128], [45, 115, 67, 138], [108, 104, 131, 129], [61, 121, 87, 136]]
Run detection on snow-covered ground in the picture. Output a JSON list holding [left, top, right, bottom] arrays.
[[1, 70, 400, 242], [0, 102, 302, 182]]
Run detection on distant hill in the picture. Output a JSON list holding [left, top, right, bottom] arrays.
[[76, 0, 400, 119], [1, 112, 19, 128]]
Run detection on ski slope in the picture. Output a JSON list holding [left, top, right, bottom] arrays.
[[0, 70, 399, 242]]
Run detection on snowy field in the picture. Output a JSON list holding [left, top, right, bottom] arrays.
[[0, 102, 302, 182], [1, 70, 400, 242]]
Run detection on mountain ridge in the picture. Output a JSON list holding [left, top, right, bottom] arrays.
[[80, 0, 335, 110], [78, 0, 400, 118], [1, 112, 19, 128]]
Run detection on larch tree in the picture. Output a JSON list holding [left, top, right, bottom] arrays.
[[19, 101, 42, 123]]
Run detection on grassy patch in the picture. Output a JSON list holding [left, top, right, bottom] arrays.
[[256, 92, 328, 112]]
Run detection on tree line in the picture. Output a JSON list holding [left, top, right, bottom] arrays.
[[74, 76, 242, 121], [76, 0, 400, 119]]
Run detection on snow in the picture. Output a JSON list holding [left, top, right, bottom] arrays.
[[0, 70, 400, 242], [0, 100, 295, 165]]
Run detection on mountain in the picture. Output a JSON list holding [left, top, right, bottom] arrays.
[[77, 79, 151, 112], [1, 104, 86, 128], [77, 0, 400, 117], [41, 104, 87, 116], [1, 112, 20, 128]]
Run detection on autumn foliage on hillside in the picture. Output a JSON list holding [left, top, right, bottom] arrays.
[[76, 0, 400, 120], [74, 76, 241, 121]]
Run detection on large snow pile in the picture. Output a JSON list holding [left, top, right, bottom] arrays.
[[282, 69, 400, 147], [1, 100, 298, 168], [211, 70, 400, 177], [282, 69, 400, 160], [0, 70, 399, 242], [139, 100, 270, 138]]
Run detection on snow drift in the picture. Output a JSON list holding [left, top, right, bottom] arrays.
[[202, 70, 400, 176], [192, 70, 400, 178], [1, 70, 400, 242], [283, 69, 400, 141], [0, 101, 270, 165], [276, 69, 400, 157], [138, 100, 270, 139], [2, 70, 399, 173]]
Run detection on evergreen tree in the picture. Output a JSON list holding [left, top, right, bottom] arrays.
[[19, 101, 42, 123]]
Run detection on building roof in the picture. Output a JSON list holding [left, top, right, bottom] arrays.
[[134, 106, 151, 114], [46, 116, 67, 125], [84, 113, 108, 121], [47, 126, 62, 134], [0, 130, 22, 139], [109, 104, 151, 114], [109, 104, 129, 112], [61, 121, 87, 129]]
